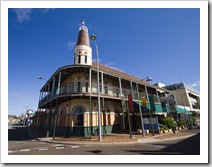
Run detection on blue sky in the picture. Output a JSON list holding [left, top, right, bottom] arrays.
[[8, 8, 200, 115]]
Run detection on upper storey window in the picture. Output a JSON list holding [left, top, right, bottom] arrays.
[[85, 55, 87, 64]]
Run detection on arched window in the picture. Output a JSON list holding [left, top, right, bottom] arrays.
[[59, 107, 67, 126], [74, 107, 84, 126]]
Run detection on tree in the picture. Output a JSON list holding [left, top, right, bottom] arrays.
[[160, 116, 176, 129]]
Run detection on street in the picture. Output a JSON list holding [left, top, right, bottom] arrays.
[[8, 125, 200, 155]]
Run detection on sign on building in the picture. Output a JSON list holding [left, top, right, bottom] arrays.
[[141, 97, 146, 107], [149, 94, 156, 113], [128, 94, 134, 112]]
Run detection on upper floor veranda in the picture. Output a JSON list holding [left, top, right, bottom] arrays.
[[38, 64, 175, 109]]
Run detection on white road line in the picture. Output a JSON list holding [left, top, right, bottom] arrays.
[[39, 148, 48, 151], [8, 151, 14, 153], [71, 146, 79, 148], [56, 147, 64, 149], [20, 149, 30, 152]]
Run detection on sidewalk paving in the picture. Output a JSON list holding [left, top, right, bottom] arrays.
[[29, 129, 197, 145]]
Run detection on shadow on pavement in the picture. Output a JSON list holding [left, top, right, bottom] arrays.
[[8, 125, 35, 141], [125, 133, 200, 155], [86, 150, 102, 155]]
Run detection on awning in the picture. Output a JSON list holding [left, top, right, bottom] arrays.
[[134, 102, 167, 113], [133, 102, 191, 115], [175, 105, 190, 113]]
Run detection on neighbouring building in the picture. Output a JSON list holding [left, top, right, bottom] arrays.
[[163, 83, 200, 123], [31, 21, 182, 137]]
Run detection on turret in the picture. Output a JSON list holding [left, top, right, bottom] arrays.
[[74, 20, 92, 65]]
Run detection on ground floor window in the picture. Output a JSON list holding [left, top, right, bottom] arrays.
[[59, 107, 67, 126], [74, 107, 84, 126]]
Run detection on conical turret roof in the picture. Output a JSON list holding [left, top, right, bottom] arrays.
[[76, 20, 90, 46]]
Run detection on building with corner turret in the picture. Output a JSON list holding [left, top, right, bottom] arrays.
[[32, 21, 179, 137]]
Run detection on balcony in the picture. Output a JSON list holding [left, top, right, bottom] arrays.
[[38, 82, 160, 107]]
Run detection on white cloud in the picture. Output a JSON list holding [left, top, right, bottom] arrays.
[[92, 58, 102, 63], [189, 81, 200, 88], [12, 8, 33, 23], [66, 40, 76, 50], [39, 8, 55, 14], [12, 8, 55, 23], [104, 62, 124, 72], [92, 60, 124, 72]]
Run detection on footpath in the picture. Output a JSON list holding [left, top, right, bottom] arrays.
[[28, 128, 198, 145]]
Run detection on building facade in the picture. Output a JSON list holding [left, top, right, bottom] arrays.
[[163, 83, 200, 122], [31, 22, 177, 137]]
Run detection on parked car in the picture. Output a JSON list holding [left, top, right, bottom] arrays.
[[187, 123, 200, 130]]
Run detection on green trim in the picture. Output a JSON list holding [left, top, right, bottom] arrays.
[[175, 105, 190, 113], [134, 102, 168, 113]]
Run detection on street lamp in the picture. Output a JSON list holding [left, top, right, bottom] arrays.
[[37, 76, 49, 137], [140, 76, 155, 135], [90, 34, 102, 141]]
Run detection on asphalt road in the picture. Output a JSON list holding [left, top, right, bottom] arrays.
[[8, 125, 200, 155]]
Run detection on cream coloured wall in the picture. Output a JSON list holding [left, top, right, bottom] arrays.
[[173, 89, 191, 108], [110, 113, 116, 125], [49, 80, 123, 127], [74, 45, 92, 65]]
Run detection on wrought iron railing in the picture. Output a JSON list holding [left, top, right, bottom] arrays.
[[38, 82, 159, 106]]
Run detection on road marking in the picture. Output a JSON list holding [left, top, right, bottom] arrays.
[[71, 146, 79, 148], [39, 148, 48, 151], [20, 149, 30, 152], [56, 147, 64, 149], [8, 151, 15, 153]]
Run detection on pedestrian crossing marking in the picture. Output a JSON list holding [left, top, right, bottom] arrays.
[[20, 149, 30, 152], [39, 148, 48, 151], [71, 146, 79, 148], [56, 147, 64, 149]]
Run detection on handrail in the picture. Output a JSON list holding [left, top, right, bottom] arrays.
[[39, 82, 161, 106]]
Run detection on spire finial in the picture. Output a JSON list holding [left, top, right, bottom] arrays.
[[81, 20, 85, 25]]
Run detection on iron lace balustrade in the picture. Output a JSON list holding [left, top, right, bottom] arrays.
[[38, 82, 161, 107]]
